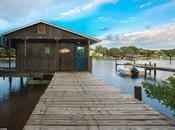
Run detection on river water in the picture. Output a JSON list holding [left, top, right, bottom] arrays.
[[92, 59, 175, 120], [0, 59, 174, 130]]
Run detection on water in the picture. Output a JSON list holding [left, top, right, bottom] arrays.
[[0, 77, 47, 130], [0, 59, 174, 130], [92, 59, 175, 120]]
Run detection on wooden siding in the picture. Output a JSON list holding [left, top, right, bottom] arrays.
[[15, 39, 90, 72], [5, 23, 85, 40], [59, 43, 75, 71]]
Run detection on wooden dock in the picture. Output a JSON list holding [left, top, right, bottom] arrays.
[[23, 72, 175, 130], [116, 63, 175, 72]]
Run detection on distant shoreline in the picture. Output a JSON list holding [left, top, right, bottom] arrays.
[[92, 56, 175, 60]]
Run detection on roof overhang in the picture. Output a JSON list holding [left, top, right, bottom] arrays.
[[0, 21, 101, 44]]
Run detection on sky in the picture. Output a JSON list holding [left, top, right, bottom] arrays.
[[0, 0, 175, 49]]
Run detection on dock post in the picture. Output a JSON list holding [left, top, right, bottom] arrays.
[[144, 63, 147, 79], [20, 77, 24, 87], [116, 60, 118, 71], [154, 63, 157, 80], [9, 77, 12, 90], [133, 60, 136, 65], [134, 86, 142, 101], [149, 62, 151, 75], [170, 56, 172, 63]]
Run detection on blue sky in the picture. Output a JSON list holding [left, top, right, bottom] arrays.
[[0, 0, 175, 49]]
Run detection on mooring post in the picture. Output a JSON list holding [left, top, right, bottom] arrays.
[[144, 63, 147, 79], [9, 77, 12, 90], [134, 86, 142, 101], [154, 63, 157, 80], [149, 62, 152, 75], [170, 56, 172, 63], [116, 60, 118, 71], [20, 77, 24, 87]]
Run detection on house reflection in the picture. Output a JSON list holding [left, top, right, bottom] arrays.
[[9, 77, 29, 97], [0, 77, 30, 102]]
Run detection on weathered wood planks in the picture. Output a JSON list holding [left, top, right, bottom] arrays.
[[23, 72, 175, 130]]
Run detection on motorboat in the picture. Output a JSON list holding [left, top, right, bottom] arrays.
[[117, 65, 144, 78]]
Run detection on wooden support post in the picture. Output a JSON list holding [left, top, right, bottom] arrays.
[[9, 77, 12, 90], [149, 62, 151, 75], [170, 56, 172, 63], [116, 60, 118, 71], [24, 39, 27, 70], [134, 86, 142, 101], [154, 63, 157, 80], [87, 40, 92, 72], [20, 77, 24, 88], [144, 63, 147, 79], [56, 39, 59, 70], [8, 39, 11, 71]]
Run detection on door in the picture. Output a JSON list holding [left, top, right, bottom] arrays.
[[75, 46, 86, 71], [59, 43, 74, 71]]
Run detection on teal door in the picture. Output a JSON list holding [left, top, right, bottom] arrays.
[[75, 46, 86, 71]]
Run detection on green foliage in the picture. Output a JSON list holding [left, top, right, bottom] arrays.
[[120, 46, 138, 55], [162, 49, 175, 57], [0, 47, 15, 57], [95, 46, 108, 56], [142, 76, 175, 114], [109, 48, 120, 57], [92, 46, 175, 58]]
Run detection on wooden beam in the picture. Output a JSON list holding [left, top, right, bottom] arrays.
[[8, 39, 11, 71], [87, 40, 92, 72], [24, 39, 27, 70], [134, 86, 142, 101], [24, 39, 27, 56]]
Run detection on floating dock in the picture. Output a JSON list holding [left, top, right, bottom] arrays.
[[24, 72, 175, 130]]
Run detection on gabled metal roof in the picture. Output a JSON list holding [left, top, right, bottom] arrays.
[[0, 20, 101, 43]]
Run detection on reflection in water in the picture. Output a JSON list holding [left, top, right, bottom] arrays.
[[0, 77, 47, 130], [142, 76, 175, 114], [0, 77, 28, 102]]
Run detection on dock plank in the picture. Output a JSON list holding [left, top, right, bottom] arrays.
[[23, 72, 175, 130]]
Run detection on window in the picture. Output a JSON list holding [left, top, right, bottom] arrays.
[[38, 24, 46, 35], [77, 46, 85, 58], [45, 47, 50, 54]]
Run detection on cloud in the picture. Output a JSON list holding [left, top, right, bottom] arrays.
[[59, 0, 118, 18], [0, 19, 11, 30], [97, 23, 175, 49], [139, 2, 153, 9], [82, 0, 118, 10], [60, 7, 81, 17], [0, 0, 56, 22]]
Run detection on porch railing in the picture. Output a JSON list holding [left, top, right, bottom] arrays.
[[0, 57, 16, 71]]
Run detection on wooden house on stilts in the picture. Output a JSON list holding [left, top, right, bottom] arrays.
[[0, 21, 100, 76]]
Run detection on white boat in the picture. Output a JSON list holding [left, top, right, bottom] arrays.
[[117, 65, 144, 77], [118, 66, 132, 76]]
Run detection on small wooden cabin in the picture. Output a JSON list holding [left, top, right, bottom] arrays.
[[1, 21, 100, 73]]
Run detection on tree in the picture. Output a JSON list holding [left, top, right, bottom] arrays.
[[109, 48, 120, 57], [95, 46, 108, 56]]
